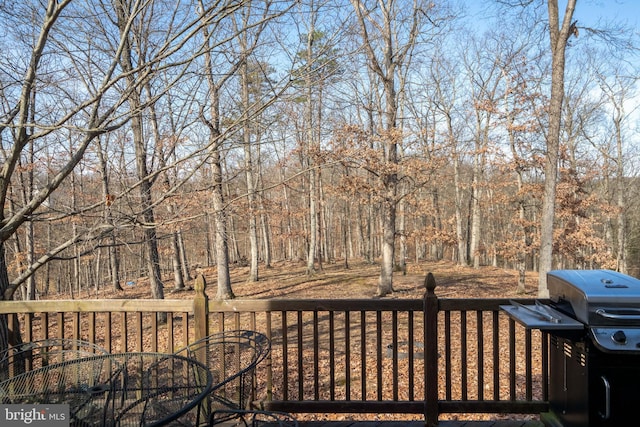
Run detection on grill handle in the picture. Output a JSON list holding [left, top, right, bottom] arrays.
[[595, 308, 640, 320], [599, 375, 611, 420]]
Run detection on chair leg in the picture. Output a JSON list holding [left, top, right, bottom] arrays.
[[210, 409, 298, 427]]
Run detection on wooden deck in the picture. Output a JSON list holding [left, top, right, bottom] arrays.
[[297, 421, 544, 427]]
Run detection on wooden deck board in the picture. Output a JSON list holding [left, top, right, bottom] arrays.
[[295, 421, 544, 427]]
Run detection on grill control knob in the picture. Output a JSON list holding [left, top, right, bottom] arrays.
[[612, 330, 627, 344]]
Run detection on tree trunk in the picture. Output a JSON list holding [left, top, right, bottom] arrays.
[[177, 231, 192, 281], [454, 154, 468, 265], [469, 164, 482, 269], [132, 110, 164, 302], [398, 197, 407, 275], [318, 173, 326, 269], [45, 221, 52, 295], [97, 138, 122, 292], [614, 95, 627, 273], [280, 166, 294, 260], [366, 196, 374, 263], [378, 187, 397, 296], [431, 188, 443, 260], [199, 4, 234, 298], [351, 0, 416, 296], [305, 28, 318, 276], [171, 232, 185, 291], [24, 204, 36, 300], [108, 235, 121, 291], [307, 170, 318, 275], [343, 203, 350, 269], [538, 0, 577, 297], [139, 186, 165, 302], [207, 96, 233, 299], [516, 166, 527, 294], [72, 169, 80, 297], [204, 212, 213, 266], [260, 211, 272, 268], [0, 243, 25, 349], [212, 146, 234, 299], [240, 58, 260, 282], [0, 244, 14, 352], [225, 179, 241, 264]]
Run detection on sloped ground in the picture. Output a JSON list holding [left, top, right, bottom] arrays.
[[85, 259, 540, 301]]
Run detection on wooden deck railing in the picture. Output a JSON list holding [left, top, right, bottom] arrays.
[[0, 274, 549, 425]]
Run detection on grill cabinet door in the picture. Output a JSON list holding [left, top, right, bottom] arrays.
[[549, 334, 640, 426], [549, 335, 588, 427]]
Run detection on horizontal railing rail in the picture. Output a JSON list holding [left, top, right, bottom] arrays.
[[0, 274, 549, 424], [0, 299, 194, 353]]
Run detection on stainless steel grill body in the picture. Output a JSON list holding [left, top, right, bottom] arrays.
[[545, 270, 640, 427]]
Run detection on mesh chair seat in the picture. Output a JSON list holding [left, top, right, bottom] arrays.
[[175, 330, 296, 426]]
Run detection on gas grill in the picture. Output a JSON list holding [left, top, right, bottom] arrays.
[[501, 269, 640, 427]]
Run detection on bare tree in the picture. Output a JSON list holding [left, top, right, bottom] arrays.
[[197, 0, 290, 298], [304, 6, 321, 276], [427, 48, 469, 266], [95, 136, 123, 292], [591, 67, 639, 274], [350, 0, 424, 296], [236, 4, 273, 283], [112, 0, 165, 302], [462, 33, 507, 269], [198, 0, 240, 300], [537, 0, 577, 296]]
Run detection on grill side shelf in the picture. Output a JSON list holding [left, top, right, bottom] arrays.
[[500, 304, 584, 330]]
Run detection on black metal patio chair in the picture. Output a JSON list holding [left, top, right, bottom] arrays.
[[108, 352, 214, 427], [175, 330, 296, 427], [0, 351, 213, 426]]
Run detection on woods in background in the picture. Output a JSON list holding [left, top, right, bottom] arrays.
[[1, 0, 639, 316]]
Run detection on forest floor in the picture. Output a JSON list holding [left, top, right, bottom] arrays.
[[89, 258, 541, 301]]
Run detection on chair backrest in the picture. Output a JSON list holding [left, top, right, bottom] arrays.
[[110, 352, 214, 427], [175, 330, 270, 412], [0, 353, 121, 418], [0, 338, 109, 381]]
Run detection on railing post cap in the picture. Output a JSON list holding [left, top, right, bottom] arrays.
[[425, 272, 436, 295], [194, 274, 207, 294]]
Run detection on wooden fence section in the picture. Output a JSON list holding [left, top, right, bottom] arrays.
[[0, 275, 549, 424]]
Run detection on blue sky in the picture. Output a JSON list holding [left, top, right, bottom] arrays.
[[463, 0, 640, 30], [574, 0, 639, 28]]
